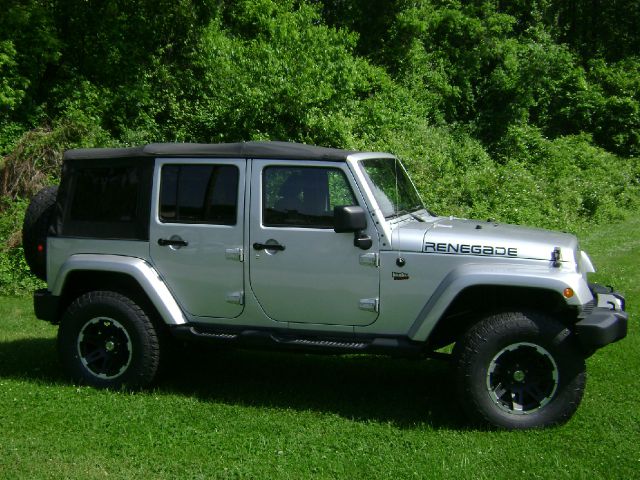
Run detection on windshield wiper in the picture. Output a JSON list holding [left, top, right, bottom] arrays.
[[408, 211, 425, 222]]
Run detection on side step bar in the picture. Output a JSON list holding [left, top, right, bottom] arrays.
[[170, 324, 425, 357]]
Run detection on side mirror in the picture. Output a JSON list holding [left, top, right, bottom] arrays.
[[333, 206, 367, 233], [334, 206, 372, 250]]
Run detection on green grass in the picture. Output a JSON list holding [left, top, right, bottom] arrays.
[[1, 217, 639, 479]]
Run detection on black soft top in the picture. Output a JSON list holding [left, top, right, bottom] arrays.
[[64, 141, 359, 162]]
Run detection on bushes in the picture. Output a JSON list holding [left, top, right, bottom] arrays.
[[0, 0, 639, 294], [0, 198, 43, 295], [1, 118, 112, 200], [0, 118, 114, 294], [360, 121, 639, 232]]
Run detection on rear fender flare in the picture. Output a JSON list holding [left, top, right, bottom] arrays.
[[52, 254, 186, 325]]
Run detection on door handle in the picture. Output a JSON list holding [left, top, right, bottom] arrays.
[[253, 242, 285, 251], [158, 238, 189, 247]]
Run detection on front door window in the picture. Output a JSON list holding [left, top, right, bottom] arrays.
[[263, 166, 357, 228]]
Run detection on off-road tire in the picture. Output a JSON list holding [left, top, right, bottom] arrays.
[[22, 185, 58, 280], [58, 291, 161, 389], [453, 311, 586, 429]]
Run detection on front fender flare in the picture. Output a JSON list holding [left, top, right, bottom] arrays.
[[52, 254, 187, 325], [408, 263, 593, 342]]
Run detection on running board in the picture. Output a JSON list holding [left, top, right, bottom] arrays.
[[170, 325, 424, 357], [278, 338, 368, 350]]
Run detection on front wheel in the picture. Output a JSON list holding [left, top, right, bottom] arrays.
[[58, 291, 161, 389], [453, 311, 586, 429]]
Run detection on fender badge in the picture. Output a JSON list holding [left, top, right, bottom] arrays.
[[392, 272, 410, 280]]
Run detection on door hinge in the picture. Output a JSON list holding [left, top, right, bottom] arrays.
[[225, 291, 244, 305], [358, 297, 379, 313], [225, 247, 244, 262], [359, 252, 379, 267]]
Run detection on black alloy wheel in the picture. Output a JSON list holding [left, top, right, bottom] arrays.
[[453, 311, 586, 429], [486, 341, 559, 414], [77, 316, 133, 380], [58, 291, 161, 389]]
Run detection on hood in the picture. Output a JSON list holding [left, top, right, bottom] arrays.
[[391, 217, 579, 264]]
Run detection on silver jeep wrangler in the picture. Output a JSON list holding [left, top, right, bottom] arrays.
[[24, 141, 628, 429]]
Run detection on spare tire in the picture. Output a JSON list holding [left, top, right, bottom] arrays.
[[23, 185, 58, 281]]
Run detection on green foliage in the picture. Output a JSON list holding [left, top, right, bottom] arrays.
[[0, 118, 115, 294], [546, 0, 640, 62], [379, 2, 640, 156], [0, 0, 61, 133], [360, 120, 640, 232], [585, 58, 640, 157], [0, 40, 27, 111], [154, 0, 381, 146], [1, 118, 113, 200], [495, 126, 640, 229], [0, 0, 639, 293], [0, 198, 43, 295]]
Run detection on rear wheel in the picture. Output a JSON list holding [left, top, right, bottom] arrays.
[[58, 291, 161, 389], [453, 311, 586, 429]]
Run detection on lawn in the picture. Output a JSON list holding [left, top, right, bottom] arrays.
[[1, 217, 638, 479]]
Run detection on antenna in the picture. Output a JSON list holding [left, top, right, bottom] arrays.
[[394, 159, 405, 266]]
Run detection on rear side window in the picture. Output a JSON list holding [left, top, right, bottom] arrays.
[[159, 164, 239, 225], [57, 159, 154, 240], [69, 167, 140, 222]]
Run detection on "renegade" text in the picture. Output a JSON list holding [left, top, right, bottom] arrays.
[[424, 242, 518, 257]]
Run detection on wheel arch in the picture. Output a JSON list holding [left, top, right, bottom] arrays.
[[408, 264, 591, 345], [424, 284, 574, 350], [52, 254, 186, 326]]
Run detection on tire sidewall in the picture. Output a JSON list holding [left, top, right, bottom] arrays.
[[457, 311, 586, 429], [58, 292, 157, 389]]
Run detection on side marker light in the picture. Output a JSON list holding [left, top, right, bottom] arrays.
[[563, 288, 574, 299]]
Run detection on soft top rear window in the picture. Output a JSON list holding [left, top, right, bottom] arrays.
[[54, 158, 153, 240]]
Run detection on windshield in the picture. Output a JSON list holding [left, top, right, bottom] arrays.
[[359, 158, 425, 219]]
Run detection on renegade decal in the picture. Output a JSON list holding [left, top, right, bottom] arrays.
[[424, 242, 518, 257]]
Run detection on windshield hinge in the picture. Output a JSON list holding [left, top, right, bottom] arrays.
[[359, 252, 379, 267]]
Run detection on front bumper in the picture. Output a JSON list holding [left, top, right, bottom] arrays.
[[575, 284, 628, 349]]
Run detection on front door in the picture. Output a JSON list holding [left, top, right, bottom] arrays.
[[149, 158, 245, 319], [249, 161, 380, 327]]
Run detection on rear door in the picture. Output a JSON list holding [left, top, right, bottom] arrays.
[[149, 158, 245, 318]]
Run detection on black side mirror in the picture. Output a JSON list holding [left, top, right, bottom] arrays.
[[334, 206, 372, 250], [333, 205, 367, 233]]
